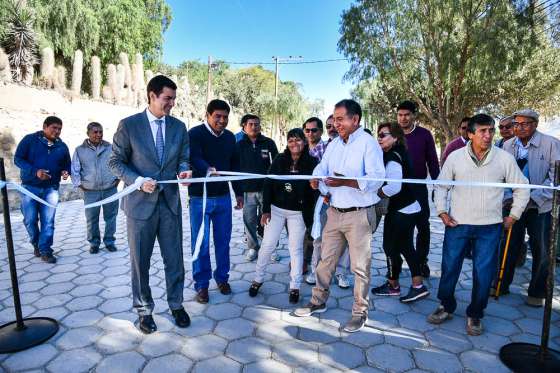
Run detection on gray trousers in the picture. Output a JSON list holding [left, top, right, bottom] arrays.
[[83, 187, 118, 247], [127, 195, 185, 316], [243, 192, 263, 252]]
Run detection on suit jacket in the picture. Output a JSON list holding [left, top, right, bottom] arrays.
[[108, 110, 189, 220], [502, 130, 560, 214]]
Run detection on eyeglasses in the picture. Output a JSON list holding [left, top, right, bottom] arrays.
[[460, 126, 468, 131], [304, 128, 320, 133], [498, 124, 513, 130], [326, 124, 333, 129], [512, 121, 536, 128], [377, 132, 392, 139]]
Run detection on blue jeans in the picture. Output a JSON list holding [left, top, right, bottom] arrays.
[[189, 195, 232, 290], [438, 223, 502, 319], [20, 185, 59, 255], [83, 187, 119, 248]]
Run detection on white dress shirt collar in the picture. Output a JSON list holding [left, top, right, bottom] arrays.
[[204, 122, 224, 137]]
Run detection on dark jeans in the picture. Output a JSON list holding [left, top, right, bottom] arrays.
[[20, 185, 59, 255], [190, 195, 232, 290], [438, 223, 502, 319], [500, 209, 550, 298], [383, 210, 421, 280], [413, 184, 431, 264], [83, 187, 118, 248]]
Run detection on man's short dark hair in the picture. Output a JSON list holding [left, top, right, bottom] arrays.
[[397, 100, 417, 113], [459, 117, 471, 126], [303, 117, 323, 130], [334, 99, 362, 122], [87, 122, 102, 133], [326, 114, 334, 121], [207, 99, 230, 115], [240, 114, 260, 127], [467, 114, 494, 133], [146, 75, 177, 103], [44, 116, 62, 127]]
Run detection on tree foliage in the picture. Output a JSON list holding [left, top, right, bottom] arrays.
[[339, 0, 560, 142], [27, 0, 171, 70]]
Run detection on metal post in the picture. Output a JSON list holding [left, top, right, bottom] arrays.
[[541, 160, 560, 354], [0, 157, 59, 353], [499, 160, 560, 372], [0, 158, 24, 330]]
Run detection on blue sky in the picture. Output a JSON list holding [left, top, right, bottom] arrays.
[[162, 0, 355, 113]]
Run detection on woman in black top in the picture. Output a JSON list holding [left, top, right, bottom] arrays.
[[249, 128, 318, 303], [371, 122, 429, 303]]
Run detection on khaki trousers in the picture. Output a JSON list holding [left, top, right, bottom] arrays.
[[311, 206, 376, 316]]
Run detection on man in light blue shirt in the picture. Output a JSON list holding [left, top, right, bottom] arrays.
[[294, 99, 385, 333]]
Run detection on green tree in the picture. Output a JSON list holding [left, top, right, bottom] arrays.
[[339, 0, 560, 143], [28, 0, 171, 70]]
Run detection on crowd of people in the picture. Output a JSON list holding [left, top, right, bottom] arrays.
[[12, 75, 559, 336]]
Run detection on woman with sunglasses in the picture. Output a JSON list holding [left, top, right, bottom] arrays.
[[371, 122, 429, 303], [248, 128, 318, 303]]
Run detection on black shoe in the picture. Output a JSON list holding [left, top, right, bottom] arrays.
[[420, 262, 430, 278], [89, 246, 99, 254], [289, 289, 300, 304], [465, 249, 473, 260], [248, 281, 262, 297], [217, 282, 232, 295], [195, 288, 209, 304], [41, 254, 56, 264], [137, 315, 157, 334], [105, 244, 117, 252], [33, 245, 40, 257], [371, 281, 401, 296], [399, 285, 430, 303], [171, 307, 191, 328]]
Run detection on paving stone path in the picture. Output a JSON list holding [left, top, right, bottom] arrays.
[[0, 196, 559, 372]]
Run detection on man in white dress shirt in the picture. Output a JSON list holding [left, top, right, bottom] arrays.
[[294, 99, 385, 333]]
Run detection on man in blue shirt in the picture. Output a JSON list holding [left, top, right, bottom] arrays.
[[14, 116, 71, 263]]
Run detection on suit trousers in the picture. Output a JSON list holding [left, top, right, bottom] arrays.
[[311, 206, 376, 317], [127, 195, 185, 315]]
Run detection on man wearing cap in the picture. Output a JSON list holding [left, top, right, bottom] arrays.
[[496, 115, 515, 148], [499, 109, 560, 307]]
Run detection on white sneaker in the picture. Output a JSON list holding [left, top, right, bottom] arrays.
[[270, 252, 280, 262], [245, 249, 257, 261], [336, 274, 350, 289], [305, 272, 316, 285]]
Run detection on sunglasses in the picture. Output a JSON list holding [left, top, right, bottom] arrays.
[[378, 132, 392, 139], [512, 121, 535, 128], [304, 128, 320, 133], [498, 124, 513, 130], [326, 124, 333, 129], [460, 126, 468, 131]]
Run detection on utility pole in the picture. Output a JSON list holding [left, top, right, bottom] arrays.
[[206, 55, 213, 104], [271, 55, 303, 140]]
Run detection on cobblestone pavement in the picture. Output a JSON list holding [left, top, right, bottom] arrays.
[[0, 196, 559, 373]]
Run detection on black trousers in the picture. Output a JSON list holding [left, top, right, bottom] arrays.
[[412, 184, 431, 264], [383, 210, 422, 280]]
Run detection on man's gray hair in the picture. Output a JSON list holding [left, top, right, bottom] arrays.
[[86, 122, 103, 133]]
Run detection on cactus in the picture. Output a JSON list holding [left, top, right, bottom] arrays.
[[54, 65, 66, 93], [101, 85, 113, 101], [116, 64, 125, 102], [107, 64, 117, 102], [91, 56, 101, 100], [119, 52, 131, 88], [0, 48, 11, 82], [145, 70, 154, 85], [71, 50, 83, 97], [39, 47, 54, 88], [135, 53, 145, 89]]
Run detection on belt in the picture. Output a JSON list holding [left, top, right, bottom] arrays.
[[331, 204, 373, 213]]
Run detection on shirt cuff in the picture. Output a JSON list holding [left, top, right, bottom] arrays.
[[134, 176, 144, 190]]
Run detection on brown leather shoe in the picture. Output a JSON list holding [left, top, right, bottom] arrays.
[[217, 282, 232, 295], [195, 288, 209, 304]]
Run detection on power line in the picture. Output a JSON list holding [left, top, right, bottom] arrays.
[[224, 58, 348, 65]]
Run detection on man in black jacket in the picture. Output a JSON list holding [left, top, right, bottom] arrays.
[[236, 114, 279, 261]]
